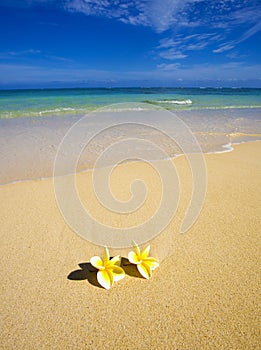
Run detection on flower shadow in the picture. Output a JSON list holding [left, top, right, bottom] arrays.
[[67, 262, 102, 288], [68, 257, 143, 289], [121, 257, 143, 278]]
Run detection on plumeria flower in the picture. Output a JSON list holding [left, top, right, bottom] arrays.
[[90, 247, 125, 290], [128, 243, 159, 279]]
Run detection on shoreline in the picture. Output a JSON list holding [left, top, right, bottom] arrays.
[[1, 105, 261, 119], [1, 138, 260, 187]]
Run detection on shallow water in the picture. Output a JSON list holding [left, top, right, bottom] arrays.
[[0, 87, 261, 118], [0, 106, 260, 185]]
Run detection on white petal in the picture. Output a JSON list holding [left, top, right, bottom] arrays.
[[97, 269, 113, 290], [90, 256, 104, 270], [143, 257, 159, 270], [128, 251, 140, 264], [137, 263, 151, 279]]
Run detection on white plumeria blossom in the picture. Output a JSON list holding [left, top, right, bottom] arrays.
[[90, 247, 125, 289], [128, 244, 159, 279]]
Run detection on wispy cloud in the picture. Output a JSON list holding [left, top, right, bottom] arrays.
[[1, 0, 261, 86], [65, 0, 205, 33], [210, 2, 261, 53], [65, 0, 150, 27], [2, 49, 41, 56], [139, 0, 200, 33], [159, 50, 187, 60], [238, 20, 261, 42], [228, 4, 261, 26], [0, 49, 72, 63], [213, 43, 235, 53], [155, 61, 261, 82], [157, 63, 180, 71], [63, 1, 261, 63], [0, 49, 41, 60], [157, 33, 222, 60], [155, 2, 261, 59], [213, 19, 261, 54], [3, 0, 261, 38], [0, 0, 58, 8], [5, 0, 261, 46]]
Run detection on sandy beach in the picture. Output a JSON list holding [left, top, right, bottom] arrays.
[[1, 141, 260, 349]]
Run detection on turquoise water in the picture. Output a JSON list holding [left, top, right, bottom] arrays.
[[0, 87, 260, 184], [0, 87, 261, 118]]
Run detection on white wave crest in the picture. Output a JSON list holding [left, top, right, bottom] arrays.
[[38, 107, 75, 115], [155, 99, 193, 105]]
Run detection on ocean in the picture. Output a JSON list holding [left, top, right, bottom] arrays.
[[0, 87, 261, 118], [0, 87, 260, 184]]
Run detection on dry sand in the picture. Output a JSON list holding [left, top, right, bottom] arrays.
[[1, 141, 260, 349]]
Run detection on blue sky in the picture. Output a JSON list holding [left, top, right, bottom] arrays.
[[0, 0, 261, 88]]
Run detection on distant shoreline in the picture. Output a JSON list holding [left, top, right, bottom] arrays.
[[1, 86, 261, 92]]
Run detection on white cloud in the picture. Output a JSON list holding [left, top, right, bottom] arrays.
[[229, 5, 261, 26], [159, 50, 187, 60], [213, 43, 235, 53], [238, 20, 261, 43], [148, 0, 261, 59], [0, 0, 58, 8], [143, 0, 193, 33], [0, 49, 41, 59], [8, 49, 41, 56], [65, 0, 150, 27], [4, 0, 261, 37], [3, 0, 261, 67], [0, 49, 72, 63], [65, 0, 205, 33], [155, 61, 261, 81], [213, 19, 261, 54], [156, 32, 222, 61], [6, 0, 260, 42], [157, 63, 180, 71]]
